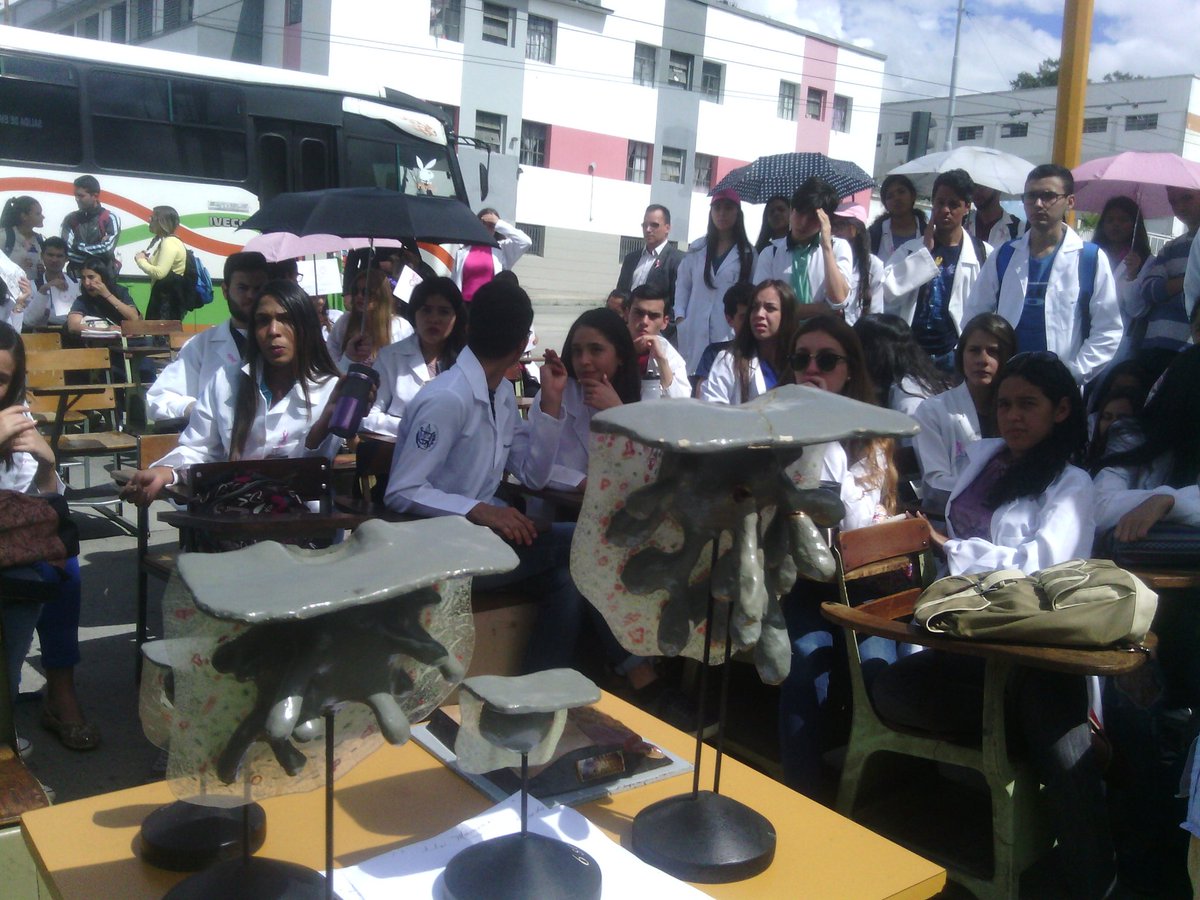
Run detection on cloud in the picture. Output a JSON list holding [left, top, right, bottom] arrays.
[[734, 0, 1199, 102]]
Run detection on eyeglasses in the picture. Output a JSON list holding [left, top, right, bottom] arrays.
[[790, 349, 847, 372], [1022, 190, 1068, 206]]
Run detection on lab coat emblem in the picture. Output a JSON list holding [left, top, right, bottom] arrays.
[[415, 423, 438, 450]]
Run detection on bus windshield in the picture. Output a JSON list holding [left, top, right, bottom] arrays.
[[345, 130, 458, 199]]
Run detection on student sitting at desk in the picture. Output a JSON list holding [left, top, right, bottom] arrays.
[[145, 252, 269, 424], [21, 237, 80, 330], [122, 280, 343, 503], [65, 255, 141, 336], [360, 277, 466, 439]]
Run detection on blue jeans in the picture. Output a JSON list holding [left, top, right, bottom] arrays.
[[779, 587, 907, 796], [473, 523, 627, 674], [1, 560, 82, 701]]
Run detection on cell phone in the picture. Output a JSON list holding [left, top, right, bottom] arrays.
[[575, 750, 625, 782]]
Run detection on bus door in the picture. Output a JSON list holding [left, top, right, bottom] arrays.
[[253, 119, 336, 201]]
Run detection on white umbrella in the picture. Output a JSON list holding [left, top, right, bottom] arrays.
[[888, 147, 1036, 196]]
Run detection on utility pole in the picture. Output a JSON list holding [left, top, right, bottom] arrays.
[[1053, 0, 1094, 169], [943, 0, 966, 151]]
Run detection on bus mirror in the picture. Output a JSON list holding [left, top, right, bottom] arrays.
[[479, 162, 489, 202]]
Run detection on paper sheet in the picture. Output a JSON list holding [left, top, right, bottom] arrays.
[[297, 257, 345, 296], [331, 793, 708, 899]]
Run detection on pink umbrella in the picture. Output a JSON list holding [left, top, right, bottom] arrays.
[[1072, 152, 1200, 218], [242, 232, 403, 261]]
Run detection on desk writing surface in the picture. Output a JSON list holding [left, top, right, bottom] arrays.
[[21, 692, 944, 899]]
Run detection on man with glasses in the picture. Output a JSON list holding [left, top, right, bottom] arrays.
[[965, 164, 1120, 385], [616, 204, 685, 310]]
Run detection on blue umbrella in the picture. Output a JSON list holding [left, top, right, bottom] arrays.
[[711, 153, 874, 204]]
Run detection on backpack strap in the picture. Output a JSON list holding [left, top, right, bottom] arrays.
[[1007, 215, 1020, 241], [970, 235, 988, 266], [995, 239, 1017, 292], [1077, 241, 1100, 339]]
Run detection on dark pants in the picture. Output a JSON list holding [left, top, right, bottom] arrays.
[[1, 559, 82, 700]]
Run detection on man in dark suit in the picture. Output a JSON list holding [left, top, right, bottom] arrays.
[[616, 204, 685, 309]]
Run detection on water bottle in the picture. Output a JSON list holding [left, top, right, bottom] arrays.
[[328, 363, 381, 439], [640, 372, 662, 402]]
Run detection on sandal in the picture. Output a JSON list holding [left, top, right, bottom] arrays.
[[41, 706, 101, 751]]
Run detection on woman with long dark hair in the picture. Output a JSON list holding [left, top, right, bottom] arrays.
[[913, 313, 1017, 511], [66, 255, 141, 335], [869, 174, 927, 259], [123, 281, 343, 504], [754, 194, 790, 253], [831, 211, 882, 324], [1, 195, 45, 282], [875, 351, 1113, 900], [0, 323, 97, 751], [361, 276, 468, 438], [853, 313, 951, 416], [701, 279, 799, 404], [327, 268, 413, 370], [674, 189, 754, 376], [1094, 196, 1152, 350]]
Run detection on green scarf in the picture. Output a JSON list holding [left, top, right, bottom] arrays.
[[789, 235, 820, 303]]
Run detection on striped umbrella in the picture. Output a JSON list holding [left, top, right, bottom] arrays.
[[711, 153, 874, 204]]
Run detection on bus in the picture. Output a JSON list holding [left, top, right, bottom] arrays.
[[0, 25, 470, 308]]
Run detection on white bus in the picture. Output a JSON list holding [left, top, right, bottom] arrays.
[[0, 25, 469, 305]]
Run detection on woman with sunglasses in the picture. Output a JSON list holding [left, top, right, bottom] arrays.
[[326, 269, 412, 371], [701, 279, 800, 404], [912, 313, 1017, 513], [874, 351, 1113, 898], [779, 314, 900, 796]]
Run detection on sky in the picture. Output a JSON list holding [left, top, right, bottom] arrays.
[[737, 0, 1200, 102]]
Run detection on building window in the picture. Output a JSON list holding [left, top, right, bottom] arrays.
[[135, 0, 154, 39], [80, 13, 100, 38], [526, 15, 555, 64], [660, 146, 685, 183], [806, 87, 826, 120], [285, 0, 302, 25], [1000, 122, 1028, 138], [875, 133, 882, 147], [429, 0, 462, 41], [515, 223, 545, 257], [1082, 116, 1107, 134], [957, 125, 983, 141], [163, 0, 193, 31], [831, 94, 851, 132], [894, 131, 909, 146], [693, 153, 715, 192], [109, 2, 127, 42], [778, 81, 797, 120], [700, 61, 723, 102], [482, 3, 514, 46], [626, 141, 650, 184], [475, 111, 506, 153], [667, 51, 692, 89], [519, 121, 547, 167], [1126, 114, 1158, 131], [633, 43, 656, 86]]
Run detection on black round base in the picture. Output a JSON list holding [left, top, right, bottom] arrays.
[[163, 856, 334, 900], [632, 790, 775, 883], [443, 832, 601, 900], [140, 800, 267, 871]]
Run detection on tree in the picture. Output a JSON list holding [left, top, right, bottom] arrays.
[[1103, 70, 1143, 82], [1010, 58, 1060, 90]]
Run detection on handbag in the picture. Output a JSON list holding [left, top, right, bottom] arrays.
[[913, 558, 1157, 647], [0, 490, 80, 569], [1103, 524, 1200, 568], [188, 473, 314, 552]]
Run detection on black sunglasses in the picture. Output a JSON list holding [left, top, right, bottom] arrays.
[[791, 349, 847, 372]]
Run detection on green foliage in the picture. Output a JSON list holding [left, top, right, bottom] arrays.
[[1010, 58, 1060, 90], [1102, 71, 1143, 82]]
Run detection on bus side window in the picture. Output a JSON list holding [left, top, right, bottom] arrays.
[[259, 134, 288, 202]]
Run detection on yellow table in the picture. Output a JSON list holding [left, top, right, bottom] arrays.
[[21, 693, 945, 899]]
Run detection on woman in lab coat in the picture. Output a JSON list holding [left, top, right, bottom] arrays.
[[327, 269, 412, 371], [701, 279, 800, 405], [360, 277, 467, 439], [912, 313, 1016, 513], [873, 351, 1113, 899], [123, 280, 343, 504]]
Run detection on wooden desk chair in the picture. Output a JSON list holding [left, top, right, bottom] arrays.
[[21, 332, 62, 351], [894, 444, 922, 511], [822, 518, 1149, 899], [119, 321, 182, 433], [133, 433, 181, 679]]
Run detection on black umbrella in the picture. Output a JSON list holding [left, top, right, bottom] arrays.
[[711, 153, 874, 204], [241, 187, 497, 247]]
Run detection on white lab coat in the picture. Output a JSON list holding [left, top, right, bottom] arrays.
[[644, 336, 691, 399], [701, 349, 767, 405], [965, 210, 1024, 249], [874, 218, 924, 263], [533, 379, 595, 491], [146, 321, 245, 422], [882, 236, 987, 336], [21, 274, 81, 329], [674, 237, 748, 375], [843, 254, 885, 326], [358, 334, 440, 439], [383, 347, 565, 518], [1092, 421, 1200, 532], [752, 235, 854, 309], [912, 382, 982, 507], [889, 375, 935, 418], [942, 438, 1095, 576], [152, 361, 340, 480], [326, 314, 413, 372], [963, 229, 1122, 385], [448, 219, 532, 287], [823, 441, 887, 532]]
